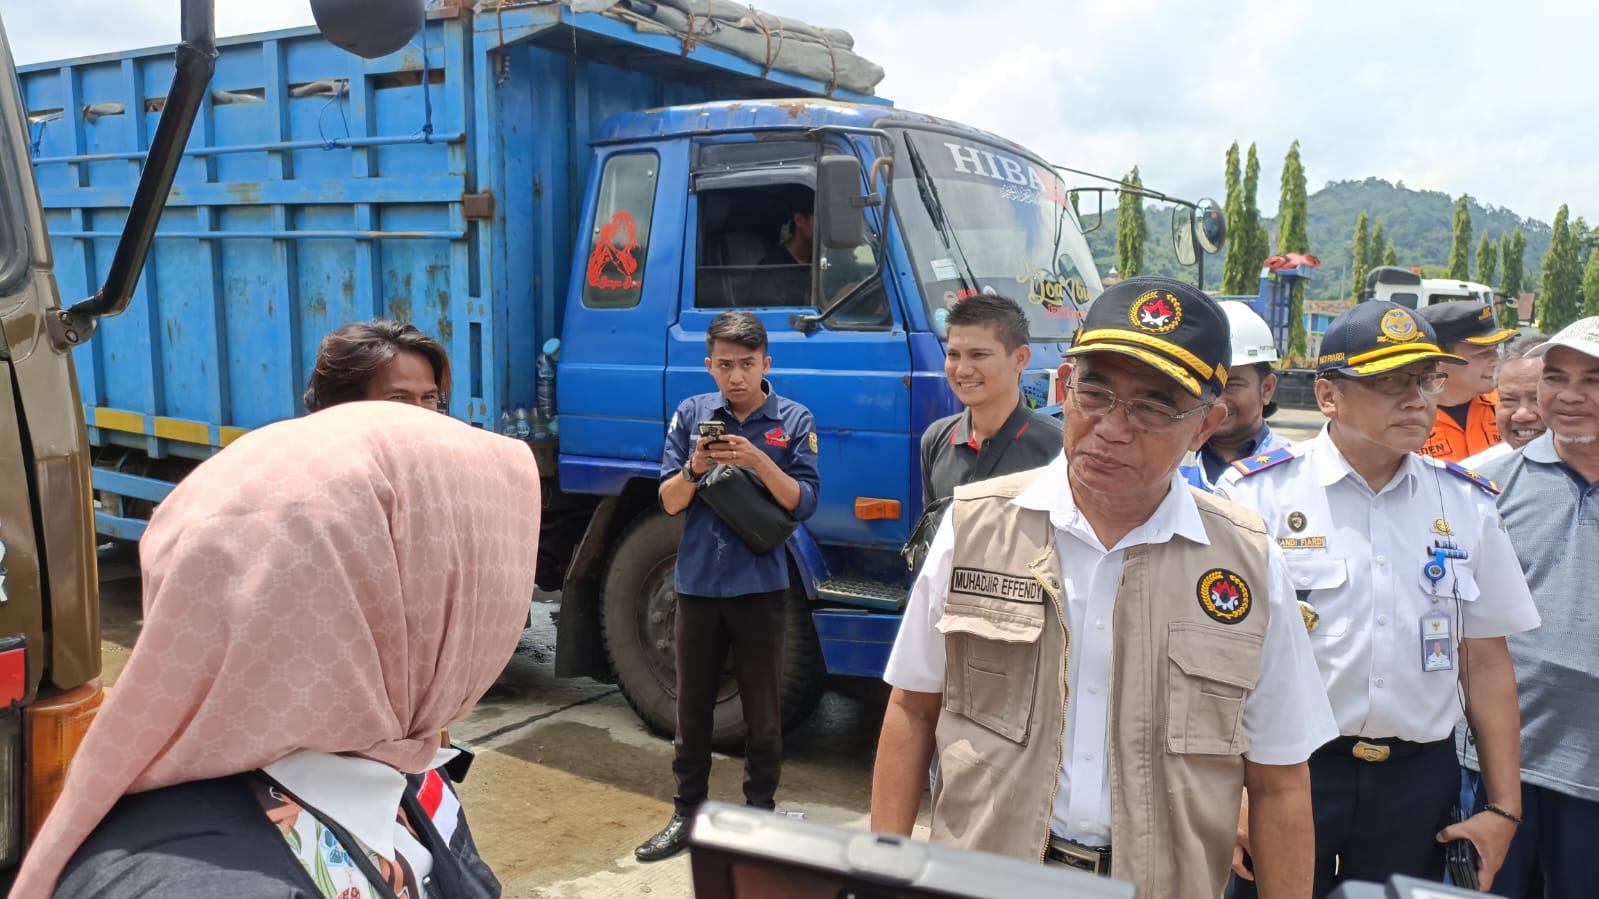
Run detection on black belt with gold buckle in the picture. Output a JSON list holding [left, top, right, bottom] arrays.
[[1316, 735, 1450, 763], [1045, 835, 1112, 876]]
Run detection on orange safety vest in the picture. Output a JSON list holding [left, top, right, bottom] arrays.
[[1419, 391, 1500, 462]]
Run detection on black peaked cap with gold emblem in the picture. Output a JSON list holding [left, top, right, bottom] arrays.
[[1065, 277, 1230, 397], [1315, 301, 1467, 377], [1417, 300, 1517, 346]]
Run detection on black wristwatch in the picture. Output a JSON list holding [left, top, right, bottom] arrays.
[[682, 458, 702, 482]]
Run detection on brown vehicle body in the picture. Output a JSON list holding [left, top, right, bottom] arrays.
[[0, 0, 416, 877], [0, 18, 106, 875]]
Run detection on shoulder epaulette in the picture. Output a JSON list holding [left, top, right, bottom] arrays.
[[1230, 447, 1296, 478], [1442, 460, 1501, 495]]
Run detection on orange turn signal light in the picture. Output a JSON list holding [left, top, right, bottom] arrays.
[[854, 498, 901, 521], [27, 679, 104, 841]]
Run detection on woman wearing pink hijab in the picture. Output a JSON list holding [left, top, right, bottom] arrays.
[[13, 401, 541, 898]]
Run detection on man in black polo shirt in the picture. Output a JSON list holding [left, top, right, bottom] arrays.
[[634, 312, 821, 863], [921, 294, 1063, 508]]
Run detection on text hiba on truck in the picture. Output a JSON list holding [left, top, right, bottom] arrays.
[[32, 1, 1221, 754]]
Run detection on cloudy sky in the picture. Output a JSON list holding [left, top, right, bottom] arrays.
[[4, 0, 1593, 224]]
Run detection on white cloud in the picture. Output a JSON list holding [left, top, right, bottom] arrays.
[[5, 0, 1595, 225]]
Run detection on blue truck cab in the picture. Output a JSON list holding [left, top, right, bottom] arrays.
[[22, 1, 1102, 747]]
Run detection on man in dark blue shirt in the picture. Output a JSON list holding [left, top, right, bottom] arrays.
[[634, 312, 820, 863]]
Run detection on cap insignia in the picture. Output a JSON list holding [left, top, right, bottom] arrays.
[[1378, 307, 1420, 343], [1130, 290, 1182, 334]]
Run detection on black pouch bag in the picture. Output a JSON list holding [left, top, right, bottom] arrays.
[[697, 463, 798, 555]]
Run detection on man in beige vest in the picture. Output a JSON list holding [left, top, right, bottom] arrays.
[[871, 277, 1338, 899]]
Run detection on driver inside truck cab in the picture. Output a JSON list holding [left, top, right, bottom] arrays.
[[303, 319, 453, 414], [760, 193, 814, 269]]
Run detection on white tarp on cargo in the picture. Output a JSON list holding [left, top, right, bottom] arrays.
[[506, 0, 885, 95]]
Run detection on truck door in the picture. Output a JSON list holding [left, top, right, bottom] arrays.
[[558, 142, 687, 484], [667, 136, 913, 559]]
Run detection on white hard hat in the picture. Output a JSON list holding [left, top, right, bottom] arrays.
[[1220, 301, 1279, 366]]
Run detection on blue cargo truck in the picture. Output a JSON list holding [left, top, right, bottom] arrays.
[[23, 0, 1105, 748]]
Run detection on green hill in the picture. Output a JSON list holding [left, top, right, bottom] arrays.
[[1084, 178, 1553, 300]]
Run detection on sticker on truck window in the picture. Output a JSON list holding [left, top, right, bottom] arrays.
[[586, 211, 643, 291]]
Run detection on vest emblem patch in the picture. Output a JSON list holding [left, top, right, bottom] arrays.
[[1197, 568, 1252, 624]]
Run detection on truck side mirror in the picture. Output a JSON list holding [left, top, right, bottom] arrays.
[[817, 155, 867, 250], [1194, 197, 1225, 254], [1173, 207, 1196, 266], [310, 0, 426, 59]]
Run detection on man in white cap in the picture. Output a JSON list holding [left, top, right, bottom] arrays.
[[1465, 316, 1599, 899], [1181, 301, 1292, 489]]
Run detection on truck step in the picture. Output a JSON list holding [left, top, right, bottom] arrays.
[[815, 576, 906, 612]]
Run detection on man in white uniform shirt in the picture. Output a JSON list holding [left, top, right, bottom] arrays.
[[870, 277, 1337, 899], [1219, 301, 1540, 897]]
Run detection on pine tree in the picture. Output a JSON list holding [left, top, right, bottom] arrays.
[[1350, 212, 1371, 302], [1220, 142, 1253, 294], [1115, 166, 1146, 278], [1499, 228, 1526, 326], [1573, 217, 1591, 314], [1276, 141, 1309, 357], [1447, 194, 1472, 280], [1584, 246, 1599, 319], [1539, 206, 1581, 331], [1501, 231, 1523, 296], [1498, 233, 1519, 326], [1383, 241, 1398, 267], [1369, 217, 1386, 272], [1476, 234, 1497, 287], [1242, 144, 1268, 285]]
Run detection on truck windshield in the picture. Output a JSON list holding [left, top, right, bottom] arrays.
[[893, 129, 1100, 342]]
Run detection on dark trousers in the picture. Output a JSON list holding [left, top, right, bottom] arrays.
[[671, 590, 786, 817], [1463, 770, 1599, 899], [1229, 738, 1459, 899]]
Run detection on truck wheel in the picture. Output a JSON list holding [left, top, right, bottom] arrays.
[[600, 511, 825, 755]]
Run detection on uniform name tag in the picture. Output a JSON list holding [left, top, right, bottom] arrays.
[[950, 567, 1046, 602], [1277, 536, 1328, 549]]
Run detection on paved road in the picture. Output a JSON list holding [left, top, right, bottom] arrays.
[[96, 569, 916, 898]]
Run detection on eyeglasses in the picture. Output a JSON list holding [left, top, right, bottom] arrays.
[[1326, 371, 1449, 397], [1065, 381, 1213, 431]]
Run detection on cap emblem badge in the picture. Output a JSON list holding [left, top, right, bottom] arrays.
[[1378, 307, 1419, 343], [1131, 290, 1182, 334]]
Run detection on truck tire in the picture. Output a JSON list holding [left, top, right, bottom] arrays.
[[600, 510, 824, 755]]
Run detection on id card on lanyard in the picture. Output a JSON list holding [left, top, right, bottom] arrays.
[[1420, 610, 1454, 672]]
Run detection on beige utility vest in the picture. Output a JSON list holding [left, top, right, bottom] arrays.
[[931, 470, 1273, 899]]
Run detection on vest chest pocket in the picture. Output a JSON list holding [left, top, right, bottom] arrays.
[[1166, 622, 1263, 756], [936, 597, 1047, 744]]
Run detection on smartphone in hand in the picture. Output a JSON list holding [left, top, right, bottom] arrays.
[[697, 420, 727, 443], [1445, 805, 1480, 890]]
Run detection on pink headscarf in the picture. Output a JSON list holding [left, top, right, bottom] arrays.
[[13, 401, 542, 897]]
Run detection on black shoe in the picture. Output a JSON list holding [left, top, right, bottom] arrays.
[[634, 813, 691, 863]]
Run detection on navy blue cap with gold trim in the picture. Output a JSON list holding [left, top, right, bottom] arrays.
[[1419, 300, 1516, 346], [1230, 446, 1295, 477], [1315, 301, 1467, 376], [1065, 277, 1231, 397]]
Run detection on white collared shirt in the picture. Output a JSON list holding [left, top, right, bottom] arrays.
[[885, 455, 1335, 844], [263, 748, 457, 882], [1217, 428, 1541, 742]]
